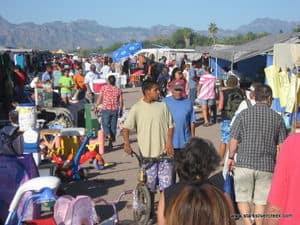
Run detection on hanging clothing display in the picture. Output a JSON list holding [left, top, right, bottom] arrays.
[[14, 54, 25, 69], [0, 52, 14, 119], [264, 65, 280, 98], [286, 73, 300, 113], [278, 70, 290, 108]]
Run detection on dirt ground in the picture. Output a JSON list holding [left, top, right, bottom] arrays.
[[62, 87, 243, 225]]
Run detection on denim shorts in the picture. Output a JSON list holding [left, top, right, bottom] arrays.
[[61, 92, 71, 98], [220, 120, 231, 144], [144, 160, 174, 192], [198, 98, 216, 106]]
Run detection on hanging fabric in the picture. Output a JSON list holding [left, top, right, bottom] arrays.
[[285, 73, 300, 113], [278, 70, 290, 108], [265, 65, 280, 98]]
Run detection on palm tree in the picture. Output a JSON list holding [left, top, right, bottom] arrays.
[[208, 22, 218, 45], [182, 28, 193, 48]]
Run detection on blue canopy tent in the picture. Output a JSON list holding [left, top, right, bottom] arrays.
[[207, 33, 300, 113], [112, 42, 143, 62]]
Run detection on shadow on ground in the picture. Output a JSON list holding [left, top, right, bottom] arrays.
[[62, 178, 125, 199]]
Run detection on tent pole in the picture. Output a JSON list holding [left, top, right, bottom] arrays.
[[216, 57, 218, 78], [292, 72, 299, 133], [231, 50, 235, 71]]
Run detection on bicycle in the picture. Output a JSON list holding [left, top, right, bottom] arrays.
[[132, 151, 174, 224], [95, 151, 173, 225], [94, 151, 151, 225]]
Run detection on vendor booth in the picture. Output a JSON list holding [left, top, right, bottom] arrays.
[[264, 43, 300, 133]]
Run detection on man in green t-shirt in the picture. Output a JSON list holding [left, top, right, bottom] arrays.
[[123, 79, 174, 221], [123, 80, 174, 221]]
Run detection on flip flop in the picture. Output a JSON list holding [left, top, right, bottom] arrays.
[[203, 123, 210, 127]]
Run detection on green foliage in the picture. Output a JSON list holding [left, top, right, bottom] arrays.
[[293, 25, 300, 32], [218, 32, 268, 45], [171, 28, 189, 48], [78, 49, 91, 57], [103, 42, 123, 53], [192, 34, 211, 47], [182, 27, 193, 47], [76, 42, 124, 57], [208, 23, 218, 44], [74, 28, 270, 57]]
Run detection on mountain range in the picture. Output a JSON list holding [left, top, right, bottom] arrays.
[[0, 16, 299, 50]]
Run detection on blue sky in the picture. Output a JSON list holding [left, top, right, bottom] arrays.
[[1, 0, 300, 30]]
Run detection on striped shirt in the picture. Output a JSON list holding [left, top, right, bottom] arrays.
[[198, 74, 216, 100], [231, 103, 287, 172]]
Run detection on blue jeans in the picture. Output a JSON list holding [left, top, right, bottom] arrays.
[[101, 110, 118, 140], [189, 88, 196, 105]]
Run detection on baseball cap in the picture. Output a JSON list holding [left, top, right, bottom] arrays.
[[248, 86, 255, 91], [172, 80, 185, 90]]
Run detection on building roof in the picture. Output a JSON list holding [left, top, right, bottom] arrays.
[[0, 47, 34, 53], [196, 32, 300, 62]]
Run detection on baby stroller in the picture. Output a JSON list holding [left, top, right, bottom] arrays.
[[4, 176, 60, 225], [4, 176, 98, 225]]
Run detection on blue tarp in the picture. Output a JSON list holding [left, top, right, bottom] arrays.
[[112, 42, 143, 62], [210, 55, 268, 82], [209, 57, 231, 78]]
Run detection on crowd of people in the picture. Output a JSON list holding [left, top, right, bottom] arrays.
[[120, 55, 297, 225], [6, 52, 299, 225]]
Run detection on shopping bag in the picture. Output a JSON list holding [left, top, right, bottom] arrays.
[[223, 171, 235, 203], [223, 171, 240, 215]]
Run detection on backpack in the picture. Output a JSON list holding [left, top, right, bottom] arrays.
[[158, 76, 168, 97], [223, 90, 244, 120], [0, 125, 24, 156]]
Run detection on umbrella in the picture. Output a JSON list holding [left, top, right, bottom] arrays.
[[112, 42, 143, 62]]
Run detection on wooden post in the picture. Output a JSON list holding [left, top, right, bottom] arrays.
[[292, 60, 300, 133], [292, 73, 298, 133]]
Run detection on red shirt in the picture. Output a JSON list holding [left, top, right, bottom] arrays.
[[15, 71, 26, 86], [267, 133, 300, 225], [100, 85, 122, 110]]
